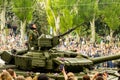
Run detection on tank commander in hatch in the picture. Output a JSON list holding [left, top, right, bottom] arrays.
[[28, 23, 39, 50]]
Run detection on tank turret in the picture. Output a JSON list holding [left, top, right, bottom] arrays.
[[37, 25, 81, 50]]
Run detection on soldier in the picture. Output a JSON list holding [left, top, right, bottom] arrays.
[[28, 23, 39, 50]]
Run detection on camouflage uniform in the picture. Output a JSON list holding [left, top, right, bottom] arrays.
[[28, 29, 39, 50]]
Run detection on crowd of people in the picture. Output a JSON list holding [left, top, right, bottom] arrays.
[[61, 66, 112, 80], [58, 36, 120, 56], [0, 68, 50, 80], [57, 36, 120, 68], [0, 29, 27, 51], [0, 67, 119, 80]]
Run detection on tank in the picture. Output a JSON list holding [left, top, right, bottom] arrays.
[[0, 24, 120, 80]]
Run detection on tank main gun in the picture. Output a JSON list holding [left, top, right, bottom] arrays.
[[38, 24, 83, 50], [91, 54, 120, 64]]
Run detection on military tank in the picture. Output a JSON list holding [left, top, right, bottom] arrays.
[[0, 24, 120, 74]]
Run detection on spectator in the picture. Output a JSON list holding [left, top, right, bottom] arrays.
[[37, 73, 49, 80], [82, 75, 91, 80], [0, 70, 13, 80], [7, 68, 16, 79], [91, 72, 107, 80], [95, 76, 104, 80], [62, 66, 77, 80]]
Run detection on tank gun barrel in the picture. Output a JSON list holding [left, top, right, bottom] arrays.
[[51, 23, 83, 48], [57, 23, 83, 38], [91, 53, 120, 64]]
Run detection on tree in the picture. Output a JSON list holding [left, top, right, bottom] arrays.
[[32, 0, 48, 34], [0, 0, 11, 44], [44, 0, 77, 36], [12, 0, 35, 43], [77, 0, 100, 43], [100, 0, 120, 41]]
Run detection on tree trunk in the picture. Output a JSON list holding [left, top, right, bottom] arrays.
[[110, 29, 114, 42], [90, 18, 95, 43], [55, 15, 60, 36], [20, 20, 26, 44], [76, 33, 80, 43], [49, 7, 60, 36], [0, 8, 6, 45]]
